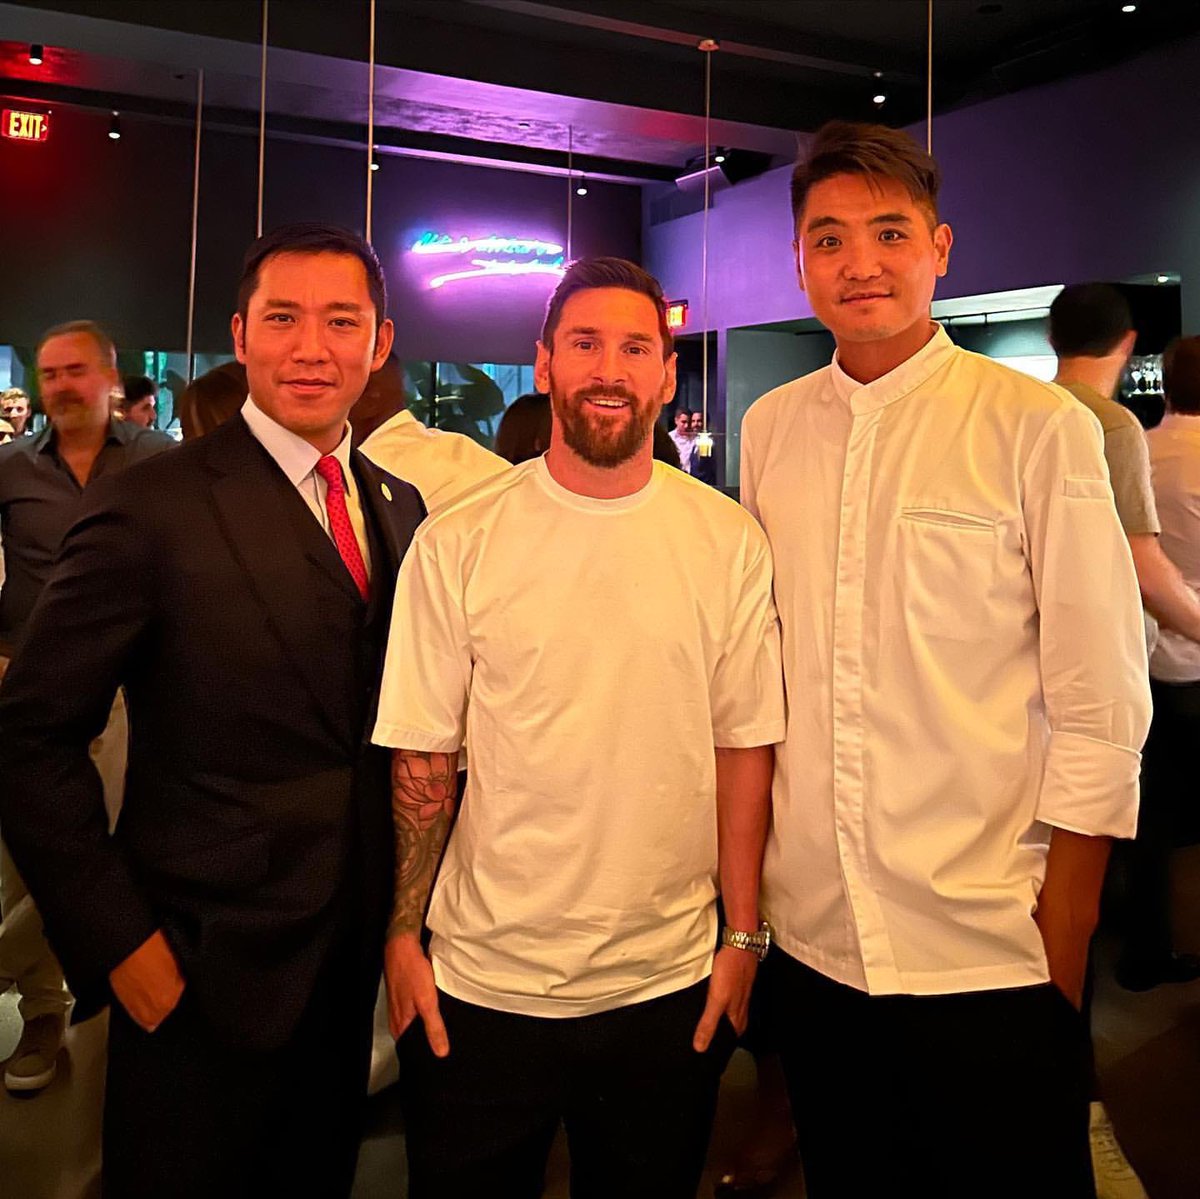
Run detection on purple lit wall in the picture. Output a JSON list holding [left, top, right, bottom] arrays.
[[642, 167, 812, 335], [646, 30, 1200, 336]]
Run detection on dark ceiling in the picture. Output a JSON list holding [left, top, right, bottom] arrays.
[[2, 0, 1198, 181]]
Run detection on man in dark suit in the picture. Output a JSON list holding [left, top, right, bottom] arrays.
[[0, 223, 425, 1197]]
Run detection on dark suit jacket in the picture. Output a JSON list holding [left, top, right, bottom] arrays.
[[0, 415, 424, 1051]]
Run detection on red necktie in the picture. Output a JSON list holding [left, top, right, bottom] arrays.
[[314, 455, 369, 600]]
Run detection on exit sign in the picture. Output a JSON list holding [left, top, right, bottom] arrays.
[[666, 299, 689, 330], [2, 110, 50, 143]]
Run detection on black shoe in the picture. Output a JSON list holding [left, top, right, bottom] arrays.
[[1115, 952, 1200, 992]]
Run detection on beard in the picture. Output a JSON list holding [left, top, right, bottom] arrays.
[[45, 391, 104, 435], [551, 382, 658, 469]]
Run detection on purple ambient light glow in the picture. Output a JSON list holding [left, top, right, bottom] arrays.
[[409, 230, 566, 290]]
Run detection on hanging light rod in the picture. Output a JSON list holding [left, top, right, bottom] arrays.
[[696, 36, 717, 450], [108, 110, 121, 140], [28, 43, 44, 65], [366, 0, 377, 240]]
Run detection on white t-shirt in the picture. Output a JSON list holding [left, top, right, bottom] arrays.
[[360, 410, 508, 515], [373, 457, 785, 1017], [668, 427, 696, 470]]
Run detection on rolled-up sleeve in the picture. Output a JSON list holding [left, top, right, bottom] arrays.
[[1023, 403, 1152, 838]]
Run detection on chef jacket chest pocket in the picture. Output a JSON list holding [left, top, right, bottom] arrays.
[[891, 507, 1000, 642]]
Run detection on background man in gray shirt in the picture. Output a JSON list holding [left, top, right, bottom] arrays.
[[0, 320, 172, 1095]]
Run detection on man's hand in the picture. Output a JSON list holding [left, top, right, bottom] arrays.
[[693, 945, 758, 1052], [1034, 828, 1112, 1010], [384, 932, 450, 1057], [1040, 915, 1089, 1009], [109, 929, 185, 1032]]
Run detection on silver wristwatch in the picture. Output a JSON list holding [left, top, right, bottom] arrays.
[[721, 920, 771, 962]]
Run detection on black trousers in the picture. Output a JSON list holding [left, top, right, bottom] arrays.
[[1118, 676, 1200, 967], [102, 943, 377, 1199], [397, 981, 738, 1199], [766, 951, 1095, 1199]]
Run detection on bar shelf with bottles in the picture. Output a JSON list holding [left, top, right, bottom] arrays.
[[1121, 353, 1164, 430]]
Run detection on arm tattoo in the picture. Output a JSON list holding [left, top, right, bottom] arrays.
[[389, 749, 458, 938]]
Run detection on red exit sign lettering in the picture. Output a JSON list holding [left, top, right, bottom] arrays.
[[666, 299, 689, 330], [2, 110, 50, 143]]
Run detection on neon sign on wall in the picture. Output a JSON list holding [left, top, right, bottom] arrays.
[[409, 230, 566, 290]]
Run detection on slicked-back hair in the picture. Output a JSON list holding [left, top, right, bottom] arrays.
[[1164, 336, 1200, 415], [1049, 283, 1133, 358], [541, 257, 674, 358], [236, 222, 388, 328], [791, 120, 942, 230], [36, 320, 117, 367]]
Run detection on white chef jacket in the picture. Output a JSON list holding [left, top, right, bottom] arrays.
[[741, 324, 1151, 996], [360, 410, 508, 516]]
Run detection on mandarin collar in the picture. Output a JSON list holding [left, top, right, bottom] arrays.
[[830, 323, 956, 416]]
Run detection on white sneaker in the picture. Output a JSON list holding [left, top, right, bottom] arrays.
[[1089, 1102, 1149, 1199]]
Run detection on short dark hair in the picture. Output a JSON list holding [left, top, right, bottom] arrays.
[[791, 120, 942, 230], [494, 392, 552, 465], [177, 360, 247, 439], [36, 320, 116, 366], [1164, 336, 1200, 415], [1048, 283, 1133, 358], [236, 222, 388, 327], [541, 257, 673, 357], [121, 375, 158, 405]]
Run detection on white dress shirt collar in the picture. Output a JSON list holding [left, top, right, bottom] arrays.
[[830, 322, 955, 415], [241, 396, 355, 486]]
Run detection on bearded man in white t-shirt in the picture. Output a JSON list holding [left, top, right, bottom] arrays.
[[374, 257, 785, 1199]]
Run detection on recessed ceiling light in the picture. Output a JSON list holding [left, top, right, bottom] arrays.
[[714, 152, 726, 164], [873, 93, 887, 105], [576, 182, 588, 196], [1121, 3, 1137, 11], [517, 120, 532, 129], [1156, 274, 1170, 284]]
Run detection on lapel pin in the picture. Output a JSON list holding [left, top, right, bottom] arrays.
[[381, 482, 393, 502]]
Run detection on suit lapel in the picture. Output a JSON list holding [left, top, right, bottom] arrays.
[[352, 452, 403, 580], [352, 451, 404, 624], [203, 417, 356, 751]]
